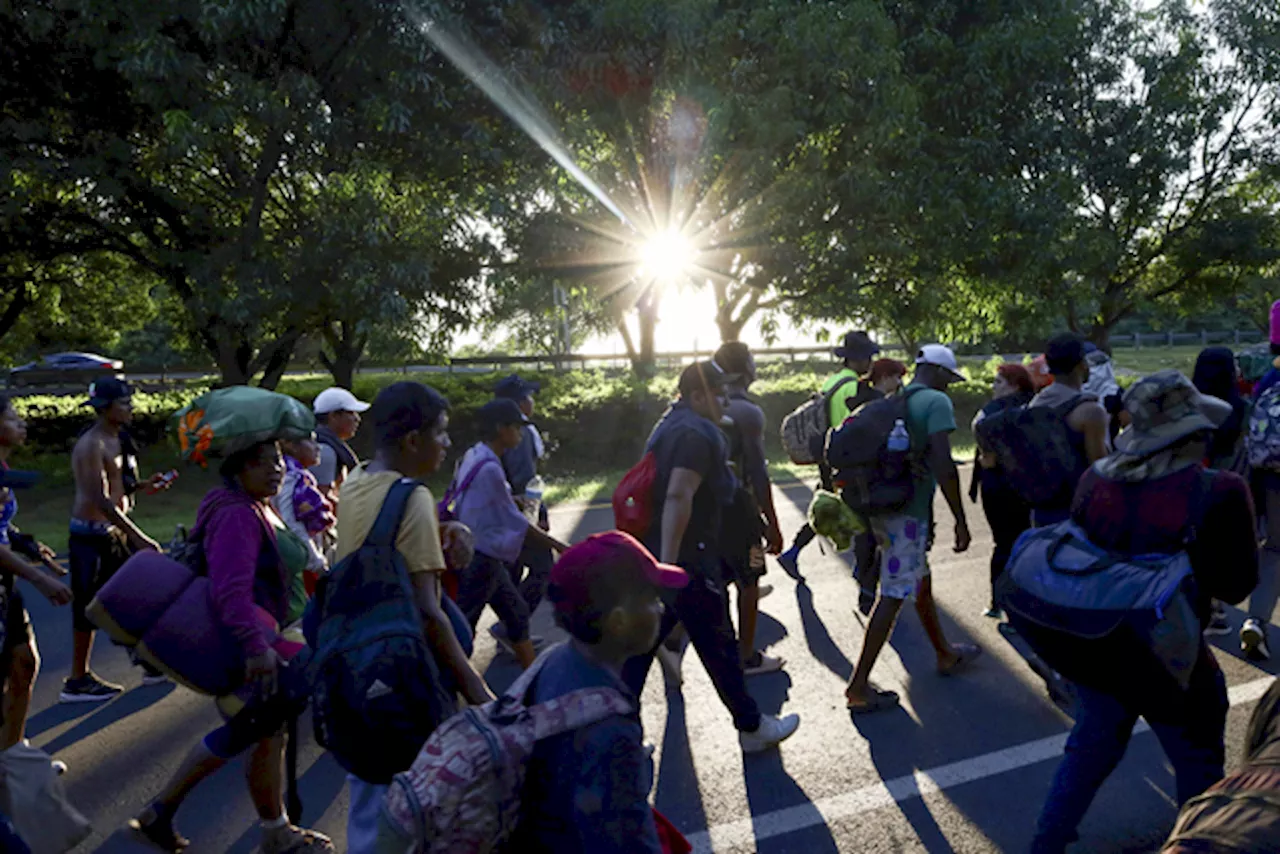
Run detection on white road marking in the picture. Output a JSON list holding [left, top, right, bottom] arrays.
[[689, 675, 1275, 853]]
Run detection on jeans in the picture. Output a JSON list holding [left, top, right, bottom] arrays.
[[1031, 660, 1228, 854], [347, 775, 388, 854], [982, 485, 1031, 605], [1251, 484, 1280, 624], [455, 551, 530, 643], [622, 553, 762, 732], [508, 507, 554, 615]]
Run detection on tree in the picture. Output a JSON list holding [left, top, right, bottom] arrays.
[[1014, 0, 1280, 349], [3, 0, 524, 386]]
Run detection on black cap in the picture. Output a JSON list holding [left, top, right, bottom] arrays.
[[370, 382, 450, 446], [678, 360, 737, 399], [1045, 333, 1088, 376], [478, 398, 530, 431], [494, 374, 541, 401], [88, 377, 131, 408], [834, 331, 880, 361]]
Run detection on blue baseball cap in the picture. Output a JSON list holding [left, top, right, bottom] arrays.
[[88, 377, 132, 408], [494, 374, 541, 401]]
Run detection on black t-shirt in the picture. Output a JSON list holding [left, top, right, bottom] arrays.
[[645, 425, 723, 566]]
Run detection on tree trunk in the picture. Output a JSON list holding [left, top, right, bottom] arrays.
[[636, 289, 658, 378], [208, 325, 253, 387], [0, 281, 30, 340], [319, 321, 366, 390], [256, 327, 305, 390]]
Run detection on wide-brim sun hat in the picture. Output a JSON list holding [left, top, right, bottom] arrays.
[[1115, 369, 1232, 457]]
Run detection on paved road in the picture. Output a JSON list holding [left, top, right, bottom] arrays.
[[19, 470, 1277, 852]]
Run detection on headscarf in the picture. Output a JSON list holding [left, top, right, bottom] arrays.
[[1192, 347, 1247, 463]]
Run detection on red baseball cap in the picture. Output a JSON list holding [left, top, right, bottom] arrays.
[[550, 531, 688, 616]]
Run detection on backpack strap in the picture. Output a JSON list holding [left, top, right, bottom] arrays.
[[495, 648, 636, 740], [1053, 392, 1096, 418], [444, 457, 501, 511], [1182, 468, 1218, 548], [363, 478, 421, 551]]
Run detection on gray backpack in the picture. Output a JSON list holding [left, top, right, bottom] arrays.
[[780, 376, 856, 465]]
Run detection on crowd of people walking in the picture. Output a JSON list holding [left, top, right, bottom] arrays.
[[2, 310, 1280, 852]]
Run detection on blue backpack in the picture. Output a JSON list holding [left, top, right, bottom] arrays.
[[996, 472, 1212, 692], [304, 479, 453, 784]]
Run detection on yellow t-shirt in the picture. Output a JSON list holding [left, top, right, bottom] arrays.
[[335, 464, 445, 574]]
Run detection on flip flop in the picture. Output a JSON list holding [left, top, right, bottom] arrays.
[[938, 642, 983, 677], [846, 687, 900, 717]]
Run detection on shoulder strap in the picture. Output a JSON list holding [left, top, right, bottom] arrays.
[[1054, 392, 1093, 417], [364, 478, 420, 550], [529, 687, 635, 742], [448, 456, 500, 503], [822, 375, 857, 403]]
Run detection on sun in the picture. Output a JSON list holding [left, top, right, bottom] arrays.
[[637, 229, 697, 286]]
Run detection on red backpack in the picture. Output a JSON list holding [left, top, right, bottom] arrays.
[[613, 452, 658, 537]]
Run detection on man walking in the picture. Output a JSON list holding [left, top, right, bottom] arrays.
[[623, 361, 800, 753], [714, 342, 785, 675], [310, 387, 369, 502], [778, 331, 882, 588], [845, 345, 982, 715], [1029, 372, 1257, 853], [1027, 334, 1109, 526], [63, 378, 170, 702]]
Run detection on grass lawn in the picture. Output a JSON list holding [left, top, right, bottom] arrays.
[[1109, 344, 1207, 378]]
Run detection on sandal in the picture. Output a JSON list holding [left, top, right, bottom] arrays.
[[846, 687, 900, 717], [938, 642, 983, 676], [129, 809, 190, 853]]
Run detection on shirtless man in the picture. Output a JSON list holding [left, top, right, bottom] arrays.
[[62, 378, 171, 703]]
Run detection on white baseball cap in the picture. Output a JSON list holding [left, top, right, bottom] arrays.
[[915, 344, 966, 382], [313, 387, 371, 415]]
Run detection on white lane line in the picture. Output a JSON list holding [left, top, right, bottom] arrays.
[[689, 675, 1276, 853]]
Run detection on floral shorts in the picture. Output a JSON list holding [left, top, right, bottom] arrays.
[[870, 514, 931, 601]]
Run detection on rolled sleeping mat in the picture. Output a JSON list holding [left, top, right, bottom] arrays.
[[87, 550, 295, 697]]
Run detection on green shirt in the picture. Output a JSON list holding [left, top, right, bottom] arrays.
[[821, 369, 867, 429], [901, 382, 957, 521]]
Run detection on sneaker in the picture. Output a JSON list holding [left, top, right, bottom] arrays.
[[739, 713, 801, 754], [777, 550, 803, 583], [1242, 619, 1271, 662], [983, 606, 1004, 619], [51, 759, 67, 776], [260, 824, 334, 853], [743, 652, 785, 677], [656, 640, 686, 689], [1204, 612, 1232, 637], [139, 661, 170, 686], [60, 673, 123, 703], [129, 806, 189, 853]]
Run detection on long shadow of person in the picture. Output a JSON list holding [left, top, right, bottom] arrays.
[[795, 583, 854, 682], [653, 689, 710, 838], [743, 672, 840, 854], [40, 683, 176, 754]]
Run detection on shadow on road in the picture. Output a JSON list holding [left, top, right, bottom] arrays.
[[744, 671, 840, 853], [41, 683, 175, 755], [653, 690, 710, 838], [795, 582, 853, 682]]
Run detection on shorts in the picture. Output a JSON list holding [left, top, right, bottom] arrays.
[[68, 526, 131, 632], [0, 583, 31, 667], [722, 548, 767, 588], [871, 514, 932, 601], [721, 489, 766, 588]]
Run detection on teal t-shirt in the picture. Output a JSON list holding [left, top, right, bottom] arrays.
[[901, 382, 957, 521]]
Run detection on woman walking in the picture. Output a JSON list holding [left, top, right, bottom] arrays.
[[130, 440, 330, 852], [972, 364, 1036, 618]]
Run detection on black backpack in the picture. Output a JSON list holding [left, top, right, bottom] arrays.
[[827, 387, 926, 515], [974, 394, 1094, 509], [303, 478, 453, 784]]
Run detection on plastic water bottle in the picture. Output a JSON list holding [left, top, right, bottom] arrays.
[[523, 475, 546, 523], [887, 419, 910, 453]]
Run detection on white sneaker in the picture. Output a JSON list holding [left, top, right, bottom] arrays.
[[739, 713, 801, 754], [1242, 619, 1271, 661], [743, 653, 785, 677], [656, 642, 685, 689]]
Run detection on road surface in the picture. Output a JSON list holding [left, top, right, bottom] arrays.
[[17, 472, 1276, 852]]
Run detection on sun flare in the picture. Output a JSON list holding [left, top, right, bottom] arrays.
[[638, 229, 697, 286]]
